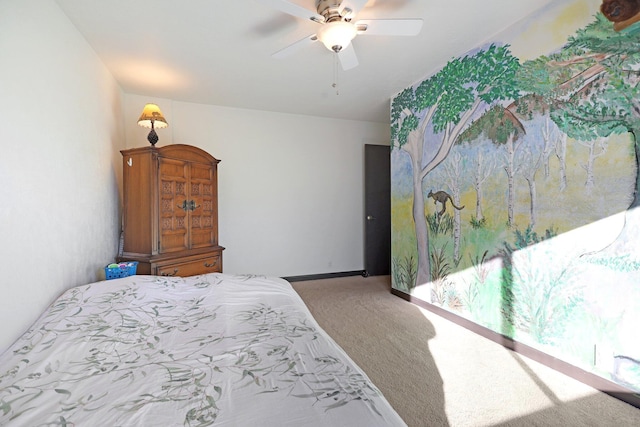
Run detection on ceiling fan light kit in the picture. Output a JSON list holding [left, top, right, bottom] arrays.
[[260, 0, 423, 70], [317, 21, 357, 52]]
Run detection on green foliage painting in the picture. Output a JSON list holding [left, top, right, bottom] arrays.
[[390, 2, 640, 394]]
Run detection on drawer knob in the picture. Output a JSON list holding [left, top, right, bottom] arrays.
[[204, 260, 217, 268], [161, 268, 179, 277]]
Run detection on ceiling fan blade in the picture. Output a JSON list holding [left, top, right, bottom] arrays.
[[272, 34, 318, 59], [338, 44, 359, 71], [256, 0, 325, 23], [356, 19, 423, 36], [338, 0, 369, 19]]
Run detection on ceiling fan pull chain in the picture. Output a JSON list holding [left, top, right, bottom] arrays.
[[332, 54, 340, 95]]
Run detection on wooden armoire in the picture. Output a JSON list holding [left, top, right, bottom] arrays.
[[118, 144, 224, 276]]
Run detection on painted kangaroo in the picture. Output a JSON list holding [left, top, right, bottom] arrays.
[[427, 190, 465, 216]]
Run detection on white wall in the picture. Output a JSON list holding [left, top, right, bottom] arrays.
[[0, 0, 389, 353], [0, 0, 125, 352], [123, 95, 390, 277]]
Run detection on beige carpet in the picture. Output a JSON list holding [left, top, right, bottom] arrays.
[[291, 275, 640, 427]]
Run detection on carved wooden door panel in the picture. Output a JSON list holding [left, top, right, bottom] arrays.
[[158, 157, 189, 253], [189, 162, 217, 249]]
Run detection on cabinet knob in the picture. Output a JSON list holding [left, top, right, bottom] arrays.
[[204, 260, 217, 268], [177, 200, 200, 211], [189, 200, 201, 211], [161, 268, 179, 277]]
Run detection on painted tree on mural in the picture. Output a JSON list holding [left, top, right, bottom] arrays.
[[520, 135, 544, 228], [459, 106, 526, 228], [555, 131, 568, 191], [516, 13, 640, 250], [441, 152, 465, 263], [431, 151, 466, 263], [471, 146, 495, 223], [516, 117, 562, 227], [390, 44, 520, 288], [577, 137, 608, 190], [540, 117, 559, 181]]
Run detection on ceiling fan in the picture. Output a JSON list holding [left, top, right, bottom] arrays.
[[259, 0, 423, 70]]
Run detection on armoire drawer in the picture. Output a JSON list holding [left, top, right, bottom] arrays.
[[155, 253, 222, 277]]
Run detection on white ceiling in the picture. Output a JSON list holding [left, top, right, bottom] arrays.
[[55, 0, 556, 123]]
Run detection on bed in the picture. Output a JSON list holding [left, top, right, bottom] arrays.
[[0, 273, 405, 426]]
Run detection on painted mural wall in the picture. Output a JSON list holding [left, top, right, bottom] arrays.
[[390, 0, 640, 393]]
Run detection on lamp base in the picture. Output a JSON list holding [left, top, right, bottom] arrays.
[[147, 128, 159, 146]]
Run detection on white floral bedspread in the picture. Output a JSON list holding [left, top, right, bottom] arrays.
[[0, 273, 405, 426]]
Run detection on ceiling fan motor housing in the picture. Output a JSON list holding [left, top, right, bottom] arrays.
[[316, 0, 350, 22]]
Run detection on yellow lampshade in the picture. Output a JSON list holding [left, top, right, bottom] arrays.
[[137, 103, 168, 129], [137, 103, 168, 146]]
